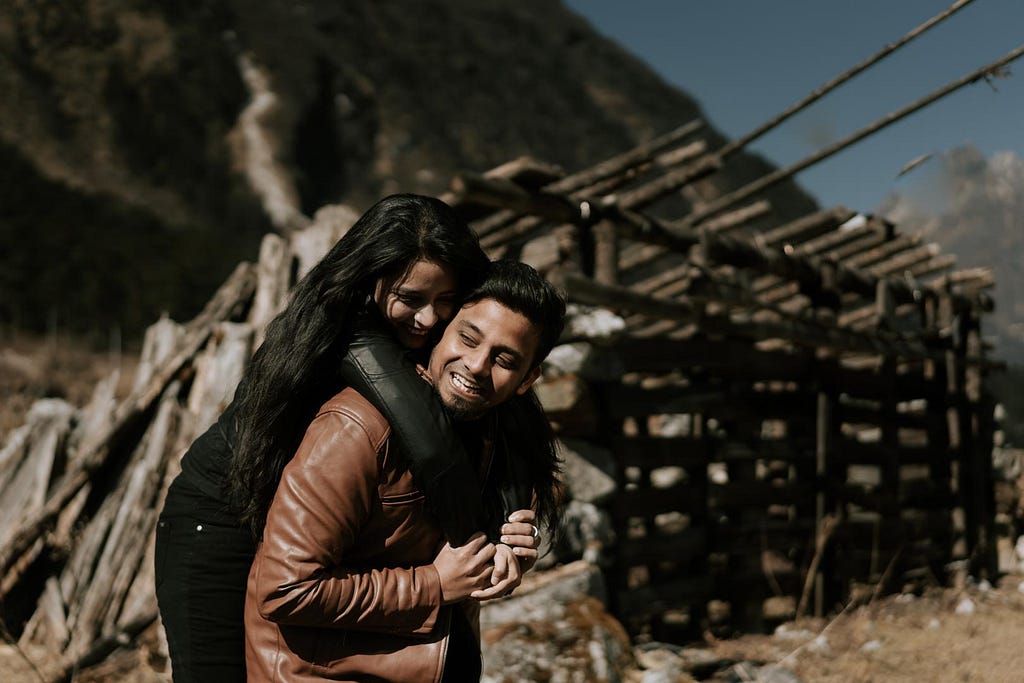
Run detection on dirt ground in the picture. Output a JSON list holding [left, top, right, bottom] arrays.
[[696, 572, 1024, 683], [4, 574, 1024, 682]]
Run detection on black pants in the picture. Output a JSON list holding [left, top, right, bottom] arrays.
[[155, 480, 255, 683]]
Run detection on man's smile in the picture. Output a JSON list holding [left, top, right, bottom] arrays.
[[448, 368, 487, 397]]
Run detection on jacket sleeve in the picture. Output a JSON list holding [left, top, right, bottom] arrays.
[[340, 319, 503, 545], [251, 408, 442, 636]]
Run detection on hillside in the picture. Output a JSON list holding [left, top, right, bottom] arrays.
[[0, 0, 818, 344]]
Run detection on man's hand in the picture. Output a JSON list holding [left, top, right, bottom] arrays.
[[499, 509, 541, 574], [433, 532, 496, 604]]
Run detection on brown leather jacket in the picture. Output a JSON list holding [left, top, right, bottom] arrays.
[[244, 388, 463, 683]]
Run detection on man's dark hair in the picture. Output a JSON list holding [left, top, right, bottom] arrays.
[[462, 259, 566, 367]]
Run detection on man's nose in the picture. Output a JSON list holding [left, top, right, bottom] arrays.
[[463, 347, 489, 376], [414, 304, 438, 329]]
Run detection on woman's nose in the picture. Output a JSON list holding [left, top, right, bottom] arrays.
[[414, 305, 438, 329]]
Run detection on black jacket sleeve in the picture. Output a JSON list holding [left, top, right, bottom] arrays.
[[339, 315, 529, 545]]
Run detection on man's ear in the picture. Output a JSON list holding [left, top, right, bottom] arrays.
[[515, 366, 542, 396]]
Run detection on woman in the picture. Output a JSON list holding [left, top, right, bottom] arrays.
[[154, 194, 560, 683]]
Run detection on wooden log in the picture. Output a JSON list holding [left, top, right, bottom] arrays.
[[40, 610, 158, 683], [18, 577, 69, 652], [0, 262, 257, 590], [186, 322, 253, 441], [458, 120, 703, 234], [845, 233, 921, 269], [477, 139, 709, 249], [591, 219, 619, 285], [606, 153, 722, 212], [867, 242, 941, 277], [754, 228, 892, 305], [64, 382, 180, 655], [688, 200, 772, 235], [248, 232, 290, 348], [70, 370, 120, 456], [289, 204, 359, 282], [762, 207, 857, 249], [130, 315, 184, 395], [0, 400, 74, 548], [452, 172, 586, 225]]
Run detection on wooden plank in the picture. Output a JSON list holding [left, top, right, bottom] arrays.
[[613, 483, 701, 518], [615, 575, 712, 615], [834, 438, 952, 466], [618, 529, 706, 564], [603, 385, 728, 418], [611, 436, 711, 468], [709, 481, 815, 507]]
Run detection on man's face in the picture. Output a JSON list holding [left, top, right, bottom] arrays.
[[427, 298, 543, 420]]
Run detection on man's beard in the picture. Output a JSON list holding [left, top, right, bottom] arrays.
[[432, 386, 485, 422]]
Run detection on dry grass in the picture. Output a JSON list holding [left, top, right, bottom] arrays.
[[0, 333, 138, 438], [707, 575, 1024, 682]]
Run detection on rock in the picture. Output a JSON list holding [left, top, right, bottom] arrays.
[[955, 598, 976, 615], [533, 375, 599, 434], [927, 618, 941, 629], [547, 500, 616, 568], [724, 662, 804, 683], [564, 304, 627, 342], [861, 639, 882, 653], [977, 579, 992, 592], [807, 635, 830, 654], [675, 646, 731, 678], [480, 560, 607, 630], [773, 624, 816, 642], [534, 374, 592, 413], [481, 591, 633, 683], [543, 342, 626, 381], [558, 437, 618, 504]]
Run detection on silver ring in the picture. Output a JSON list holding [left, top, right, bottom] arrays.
[[530, 524, 539, 538]]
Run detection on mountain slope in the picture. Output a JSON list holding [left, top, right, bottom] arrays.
[[0, 0, 818, 342]]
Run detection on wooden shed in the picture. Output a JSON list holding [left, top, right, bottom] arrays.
[[438, 122, 1000, 638]]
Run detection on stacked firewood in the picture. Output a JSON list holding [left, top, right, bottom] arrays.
[[0, 209, 356, 682]]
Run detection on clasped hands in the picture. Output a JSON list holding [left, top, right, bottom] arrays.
[[434, 509, 540, 604]]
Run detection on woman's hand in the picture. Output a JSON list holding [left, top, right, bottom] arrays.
[[433, 532, 495, 604], [499, 509, 541, 574], [471, 544, 521, 601]]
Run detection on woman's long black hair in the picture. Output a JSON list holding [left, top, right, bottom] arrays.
[[227, 194, 489, 539]]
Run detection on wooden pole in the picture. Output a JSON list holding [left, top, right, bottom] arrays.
[[717, 0, 977, 159], [688, 44, 1024, 225]]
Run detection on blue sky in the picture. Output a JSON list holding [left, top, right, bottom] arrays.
[[564, 1, 1024, 214]]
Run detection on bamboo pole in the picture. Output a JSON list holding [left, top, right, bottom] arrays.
[[688, 44, 1024, 225], [717, 0, 977, 159]]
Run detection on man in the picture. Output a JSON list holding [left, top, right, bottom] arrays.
[[244, 260, 565, 682]]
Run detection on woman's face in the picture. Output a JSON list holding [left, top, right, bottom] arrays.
[[373, 258, 459, 349]]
